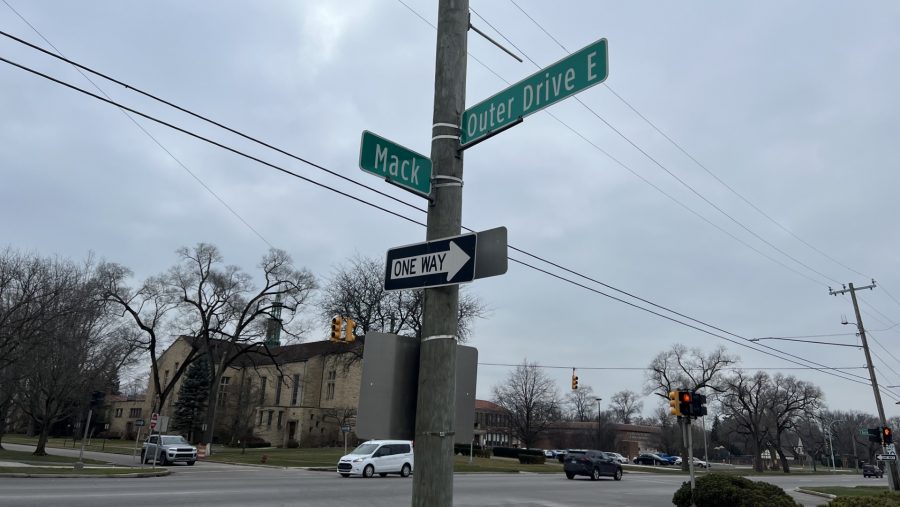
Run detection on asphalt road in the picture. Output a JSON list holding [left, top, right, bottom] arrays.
[[0, 447, 883, 506]]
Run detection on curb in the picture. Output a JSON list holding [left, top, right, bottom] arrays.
[[795, 488, 837, 500], [0, 470, 170, 479]]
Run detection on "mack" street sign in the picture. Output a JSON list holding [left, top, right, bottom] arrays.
[[359, 130, 432, 197]]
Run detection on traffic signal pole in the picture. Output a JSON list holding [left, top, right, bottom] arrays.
[[411, 1, 468, 506], [830, 281, 899, 491]]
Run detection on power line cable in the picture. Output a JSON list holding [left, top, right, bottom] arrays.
[[397, 0, 838, 287], [505, 0, 868, 283], [478, 362, 870, 372], [0, 28, 829, 348], [1, 0, 274, 249], [0, 44, 874, 389]]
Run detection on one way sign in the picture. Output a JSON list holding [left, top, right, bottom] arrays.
[[384, 233, 476, 291]]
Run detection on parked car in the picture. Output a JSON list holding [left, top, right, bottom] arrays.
[[690, 457, 709, 468], [336, 440, 414, 478], [656, 453, 680, 465], [544, 449, 555, 458], [141, 434, 197, 466], [604, 451, 629, 465], [564, 450, 623, 481], [633, 453, 669, 466], [863, 464, 884, 478]]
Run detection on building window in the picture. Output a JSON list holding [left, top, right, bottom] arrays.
[[258, 410, 264, 426], [291, 374, 301, 406], [129, 407, 142, 418], [277, 411, 283, 429], [115, 408, 123, 418], [163, 369, 169, 388], [275, 375, 283, 405], [217, 376, 230, 408], [325, 370, 336, 401], [259, 377, 267, 405], [267, 410, 273, 429]]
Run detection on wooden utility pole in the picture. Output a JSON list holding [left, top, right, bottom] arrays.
[[830, 280, 899, 491], [411, 1, 468, 506]]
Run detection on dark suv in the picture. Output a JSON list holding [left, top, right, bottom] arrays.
[[863, 464, 884, 478], [564, 450, 623, 481]]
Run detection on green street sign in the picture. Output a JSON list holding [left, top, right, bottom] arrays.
[[359, 130, 432, 197], [460, 38, 608, 146]]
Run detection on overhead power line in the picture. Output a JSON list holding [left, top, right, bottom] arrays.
[[478, 362, 869, 372], [0, 39, 874, 391], [505, 0, 868, 284], [1, 0, 274, 249]]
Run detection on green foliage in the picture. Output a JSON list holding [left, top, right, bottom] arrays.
[[672, 473, 801, 507], [171, 357, 210, 441], [825, 492, 900, 507], [454, 443, 482, 455], [518, 454, 546, 464]]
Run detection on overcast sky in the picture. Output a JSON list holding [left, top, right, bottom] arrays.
[[2, 1, 900, 419]]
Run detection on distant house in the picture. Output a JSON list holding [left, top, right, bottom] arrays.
[[474, 400, 517, 447], [104, 394, 148, 440]]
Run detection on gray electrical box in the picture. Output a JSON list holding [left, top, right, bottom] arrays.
[[356, 332, 478, 444]]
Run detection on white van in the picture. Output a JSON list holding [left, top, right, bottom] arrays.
[[337, 440, 414, 478]]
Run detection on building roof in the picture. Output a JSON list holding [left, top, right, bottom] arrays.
[[475, 400, 504, 412], [178, 335, 363, 367]]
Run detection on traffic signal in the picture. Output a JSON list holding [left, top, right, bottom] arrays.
[[679, 391, 693, 417], [571, 373, 579, 390], [344, 318, 356, 342], [869, 427, 882, 443], [330, 316, 343, 341], [691, 393, 708, 417], [884, 427, 893, 445], [669, 391, 682, 417]]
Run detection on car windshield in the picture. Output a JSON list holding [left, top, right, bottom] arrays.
[[161, 436, 189, 445], [349, 443, 379, 455], [567, 450, 586, 457]]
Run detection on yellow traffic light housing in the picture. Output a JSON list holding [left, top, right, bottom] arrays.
[[669, 390, 681, 417], [344, 318, 357, 342], [571, 371, 579, 390], [330, 316, 343, 341]]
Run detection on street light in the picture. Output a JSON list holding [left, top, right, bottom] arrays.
[[595, 398, 602, 448], [822, 418, 844, 472]]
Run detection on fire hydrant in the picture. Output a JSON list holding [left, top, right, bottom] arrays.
[[261, 454, 269, 464]]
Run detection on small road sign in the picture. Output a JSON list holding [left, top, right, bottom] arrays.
[[384, 233, 476, 291], [134, 419, 145, 427], [461, 38, 608, 146], [359, 130, 432, 197], [877, 454, 897, 461], [341, 425, 351, 433]]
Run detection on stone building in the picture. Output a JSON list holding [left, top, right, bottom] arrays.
[[144, 336, 363, 447], [104, 394, 148, 440]]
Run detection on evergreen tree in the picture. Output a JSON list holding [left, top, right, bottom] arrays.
[[172, 357, 210, 442]]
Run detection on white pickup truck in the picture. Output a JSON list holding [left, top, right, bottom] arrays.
[[141, 434, 197, 466]]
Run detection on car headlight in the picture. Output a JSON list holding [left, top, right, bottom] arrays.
[[352, 458, 364, 463]]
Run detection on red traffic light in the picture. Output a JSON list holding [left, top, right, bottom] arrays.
[[680, 392, 692, 403]]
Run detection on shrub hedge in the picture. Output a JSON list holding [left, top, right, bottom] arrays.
[[827, 492, 900, 507], [672, 473, 801, 507], [491, 447, 543, 459], [518, 454, 546, 465]]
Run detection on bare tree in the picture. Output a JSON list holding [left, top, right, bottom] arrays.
[[16, 255, 137, 455], [646, 344, 737, 469], [170, 244, 317, 446], [564, 385, 597, 422], [100, 264, 198, 415], [492, 361, 561, 448], [645, 344, 738, 401], [720, 370, 771, 472], [766, 374, 822, 472], [610, 390, 643, 424], [318, 254, 487, 343]]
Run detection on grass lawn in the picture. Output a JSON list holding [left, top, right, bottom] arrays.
[[3, 435, 137, 456], [805, 486, 894, 497], [0, 466, 163, 476], [0, 448, 107, 465], [205, 447, 345, 468], [453, 455, 562, 473]]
